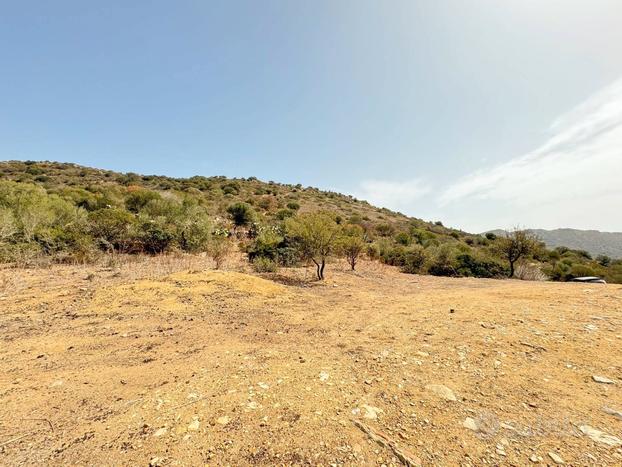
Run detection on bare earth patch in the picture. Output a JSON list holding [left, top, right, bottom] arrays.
[[1, 261, 621, 465]]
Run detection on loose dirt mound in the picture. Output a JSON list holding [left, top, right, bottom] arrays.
[[88, 270, 292, 315]]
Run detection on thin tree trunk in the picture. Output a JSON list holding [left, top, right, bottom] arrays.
[[312, 258, 321, 280], [509, 260, 515, 278], [320, 259, 325, 280]]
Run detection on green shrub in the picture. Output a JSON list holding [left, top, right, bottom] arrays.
[[125, 189, 161, 213], [275, 209, 295, 220], [252, 257, 278, 273], [394, 232, 411, 246], [137, 217, 175, 254], [227, 202, 256, 227], [428, 245, 458, 277], [401, 246, 427, 274], [88, 208, 136, 252], [455, 253, 508, 278], [366, 243, 380, 260]]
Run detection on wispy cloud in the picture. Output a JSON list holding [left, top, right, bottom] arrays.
[[439, 78, 622, 231], [353, 178, 431, 212]]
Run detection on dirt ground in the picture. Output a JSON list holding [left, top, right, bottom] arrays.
[[1, 257, 622, 466]]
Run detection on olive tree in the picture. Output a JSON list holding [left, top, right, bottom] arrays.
[[495, 229, 539, 278], [285, 212, 339, 280]]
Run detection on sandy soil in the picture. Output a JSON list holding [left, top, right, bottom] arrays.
[[1, 259, 622, 466]]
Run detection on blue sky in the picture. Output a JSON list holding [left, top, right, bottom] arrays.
[[2, 1, 622, 231]]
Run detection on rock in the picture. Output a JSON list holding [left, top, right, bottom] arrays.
[[50, 380, 64, 388], [579, 425, 622, 447], [319, 371, 329, 382], [529, 453, 540, 463], [187, 418, 200, 431], [592, 375, 615, 384], [153, 427, 167, 437], [149, 457, 163, 467], [247, 401, 259, 410], [425, 384, 457, 401], [548, 452, 565, 465], [216, 416, 230, 425], [603, 406, 622, 421], [361, 405, 383, 420], [463, 417, 479, 432], [257, 382, 269, 390]]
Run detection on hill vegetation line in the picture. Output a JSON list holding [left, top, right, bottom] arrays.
[[1, 161, 620, 283]]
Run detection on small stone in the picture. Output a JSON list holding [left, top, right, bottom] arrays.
[[50, 380, 64, 388], [216, 416, 230, 425], [579, 425, 622, 447], [247, 401, 259, 410], [592, 375, 615, 384], [319, 371, 329, 382], [529, 454, 539, 463], [153, 427, 167, 437], [463, 417, 479, 431], [149, 457, 163, 467], [187, 418, 200, 431], [548, 452, 565, 465], [425, 384, 457, 401], [362, 404, 383, 420], [603, 406, 622, 421], [257, 382, 269, 390]]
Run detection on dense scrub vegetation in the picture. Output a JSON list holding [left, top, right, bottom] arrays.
[[1, 161, 620, 283]]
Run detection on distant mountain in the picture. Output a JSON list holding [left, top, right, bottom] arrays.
[[489, 228, 622, 259]]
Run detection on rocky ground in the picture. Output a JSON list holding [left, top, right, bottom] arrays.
[[1, 258, 622, 466]]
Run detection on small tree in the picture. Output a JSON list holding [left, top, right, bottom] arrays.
[[338, 225, 366, 271], [226, 202, 256, 230], [285, 212, 339, 280], [495, 229, 539, 278]]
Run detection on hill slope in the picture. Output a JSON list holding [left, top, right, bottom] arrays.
[[490, 228, 622, 259], [1, 160, 621, 283], [0, 160, 452, 235]]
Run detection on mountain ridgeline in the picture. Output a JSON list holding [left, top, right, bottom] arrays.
[[1, 160, 621, 283]]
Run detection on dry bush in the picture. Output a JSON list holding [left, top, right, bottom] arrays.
[[514, 262, 548, 281], [0, 268, 24, 297], [98, 252, 214, 281]]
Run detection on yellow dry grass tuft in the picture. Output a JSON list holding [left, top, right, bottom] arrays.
[[88, 269, 292, 315]]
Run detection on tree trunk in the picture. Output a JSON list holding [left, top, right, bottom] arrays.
[[320, 259, 325, 280], [509, 260, 515, 278], [312, 259, 321, 280]]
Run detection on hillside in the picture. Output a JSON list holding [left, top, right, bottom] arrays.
[[489, 228, 622, 260], [0, 160, 453, 235], [1, 160, 621, 283], [531, 229, 622, 259]]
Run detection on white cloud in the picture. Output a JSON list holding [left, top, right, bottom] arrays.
[[439, 78, 622, 231], [353, 178, 431, 213]]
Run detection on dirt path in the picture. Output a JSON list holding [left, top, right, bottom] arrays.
[[1, 262, 621, 465]]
